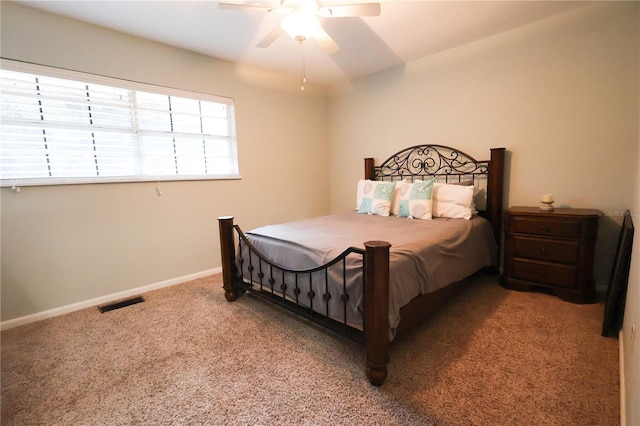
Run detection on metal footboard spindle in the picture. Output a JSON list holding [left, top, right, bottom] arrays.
[[217, 216, 392, 385]]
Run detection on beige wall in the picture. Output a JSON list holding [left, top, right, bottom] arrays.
[[0, 2, 330, 321]]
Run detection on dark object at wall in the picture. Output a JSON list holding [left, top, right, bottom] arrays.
[[602, 210, 634, 337]]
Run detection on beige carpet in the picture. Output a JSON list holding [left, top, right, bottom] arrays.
[[1, 273, 619, 425]]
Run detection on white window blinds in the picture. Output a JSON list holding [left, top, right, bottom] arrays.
[[0, 62, 239, 186]]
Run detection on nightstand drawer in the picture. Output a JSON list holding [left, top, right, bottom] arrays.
[[512, 236, 580, 264], [511, 259, 577, 288], [510, 217, 582, 239]]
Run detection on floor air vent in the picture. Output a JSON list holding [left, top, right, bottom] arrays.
[[98, 296, 145, 313]]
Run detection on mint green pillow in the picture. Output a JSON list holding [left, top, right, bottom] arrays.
[[357, 181, 397, 216], [397, 178, 435, 219]]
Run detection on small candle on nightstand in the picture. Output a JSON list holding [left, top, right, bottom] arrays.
[[541, 193, 554, 203]]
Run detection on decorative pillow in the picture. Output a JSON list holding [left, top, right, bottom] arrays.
[[356, 179, 368, 210], [394, 179, 435, 219], [390, 179, 407, 213], [391, 180, 406, 216], [357, 179, 406, 210], [432, 183, 475, 220], [357, 181, 397, 216]]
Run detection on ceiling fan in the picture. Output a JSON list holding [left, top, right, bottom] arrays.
[[218, 0, 381, 54]]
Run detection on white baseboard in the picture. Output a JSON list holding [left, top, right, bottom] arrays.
[[619, 330, 626, 426], [0, 268, 221, 331]]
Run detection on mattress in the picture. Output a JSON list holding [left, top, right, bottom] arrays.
[[238, 211, 497, 332]]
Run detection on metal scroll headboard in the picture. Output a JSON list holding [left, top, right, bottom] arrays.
[[372, 144, 489, 183]]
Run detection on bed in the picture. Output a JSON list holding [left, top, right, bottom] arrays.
[[218, 144, 505, 386]]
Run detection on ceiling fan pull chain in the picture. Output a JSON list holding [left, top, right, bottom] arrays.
[[299, 40, 306, 91]]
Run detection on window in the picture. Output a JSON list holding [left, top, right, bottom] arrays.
[[0, 61, 239, 186]]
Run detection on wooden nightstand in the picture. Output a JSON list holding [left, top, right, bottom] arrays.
[[501, 207, 600, 304]]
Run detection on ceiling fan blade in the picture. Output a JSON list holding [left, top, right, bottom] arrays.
[[313, 26, 340, 55], [319, 3, 381, 17], [256, 25, 284, 48], [218, 2, 276, 13]]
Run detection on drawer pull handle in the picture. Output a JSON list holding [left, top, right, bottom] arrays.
[[540, 247, 547, 255], [541, 225, 549, 232], [539, 269, 546, 277]]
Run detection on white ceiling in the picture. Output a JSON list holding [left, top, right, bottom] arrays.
[[15, 1, 589, 88]]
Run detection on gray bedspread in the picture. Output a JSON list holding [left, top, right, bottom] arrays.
[[241, 211, 497, 332]]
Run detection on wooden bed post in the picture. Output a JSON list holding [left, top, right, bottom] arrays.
[[218, 216, 238, 302], [364, 158, 375, 180], [363, 240, 391, 386], [487, 148, 506, 246]]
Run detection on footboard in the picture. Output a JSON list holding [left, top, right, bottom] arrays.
[[218, 216, 391, 386]]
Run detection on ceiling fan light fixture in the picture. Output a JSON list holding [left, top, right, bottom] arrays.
[[280, 12, 320, 42]]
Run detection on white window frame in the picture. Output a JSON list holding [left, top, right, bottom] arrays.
[[0, 59, 240, 187]]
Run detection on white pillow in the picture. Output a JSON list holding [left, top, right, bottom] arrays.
[[393, 179, 435, 219], [357, 181, 397, 216], [432, 183, 475, 220], [356, 179, 368, 210], [391, 180, 406, 216]]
